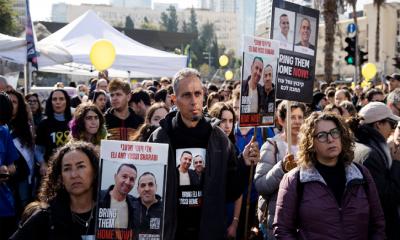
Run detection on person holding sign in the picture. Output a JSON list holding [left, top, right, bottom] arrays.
[[241, 57, 264, 113], [295, 17, 314, 50], [133, 172, 163, 238], [254, 101, 305, 240], [10, 141, 99, 240], [98, 163, 137, 231], [148, 68, 259, 239]]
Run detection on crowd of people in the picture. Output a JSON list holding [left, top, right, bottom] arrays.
[[0, 69, 400, 240]]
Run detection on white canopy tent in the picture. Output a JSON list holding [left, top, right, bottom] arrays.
[[39, 10, 187, 77], [0, 33, 72, 66]]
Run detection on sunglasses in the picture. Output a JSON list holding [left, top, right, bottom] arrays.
[[385, 119, 398, 130]]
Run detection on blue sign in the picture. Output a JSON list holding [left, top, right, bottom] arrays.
[[347, 23, 356, 33]]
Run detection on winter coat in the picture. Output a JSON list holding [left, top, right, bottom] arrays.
[[10, 193, 95, 240], [147, 111, 245, 240], [353, 124, 400, 240], [254, 135, 298, 239], [273, 162, 385, 240]]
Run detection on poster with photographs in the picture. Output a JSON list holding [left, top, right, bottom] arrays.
[[96, 140, 168, 240], [175, 148, 206, 207], [239, 35, 280, 127], [271, 0, 320, 103]]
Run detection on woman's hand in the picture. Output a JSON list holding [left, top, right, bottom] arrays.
[[243, 141, 260, 166], [282, 154, 297, 172]]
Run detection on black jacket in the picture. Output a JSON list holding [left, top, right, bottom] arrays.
[[98, 185, 137, 230], [132, 195, 163, 238], [10, 193, 94, 240], [148, 111, 245, 240], [353, 125, 400, 240]]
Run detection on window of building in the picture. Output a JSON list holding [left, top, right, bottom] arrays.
[[397, 23, 400, 36], [397, 9, 400, 18]]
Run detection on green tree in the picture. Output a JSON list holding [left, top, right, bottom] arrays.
[[160, 5, 178, 32], [0, 0, 20, 36], [188, 8, 198, 35], [322, 0, 342, 84], [182, 20, 188, 33], [141, 16, 158, 30], [125, 16, 134, 29], [374, 0, 385, 62]]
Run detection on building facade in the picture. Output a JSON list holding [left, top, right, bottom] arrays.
[[51, 3, 238, 53], [316, 2, 400, 81]]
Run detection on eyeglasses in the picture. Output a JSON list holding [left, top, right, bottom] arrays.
[[385, 119, 398, 130], [28, 100, 38, 104], [314, 128, 341, 143]]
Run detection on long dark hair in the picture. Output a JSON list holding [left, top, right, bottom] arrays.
[[208, 102, 236, 144], [0, 92, 13, 125], [69, 102, 107, 145], [38, 141, 99, 202], [7, 90, 34, 148], [25, 92, 43, 115], [45, 89, 72, 121]]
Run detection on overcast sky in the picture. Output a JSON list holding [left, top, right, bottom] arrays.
[[28, 0, 388, 21]]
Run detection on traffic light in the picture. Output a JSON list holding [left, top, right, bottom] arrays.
[[344, 36, 356, 65], [393, 56, 400, 69], [359, 50, 368, 65]]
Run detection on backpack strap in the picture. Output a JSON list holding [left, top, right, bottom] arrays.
[[295, 169, 303, 229]]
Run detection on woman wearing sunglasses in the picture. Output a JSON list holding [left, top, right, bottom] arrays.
[[274, 112, 385, 239], [350, 102, 400, 240]]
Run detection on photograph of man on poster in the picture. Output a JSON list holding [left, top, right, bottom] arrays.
[[177, 151, 200, 186], [260, 64, 276, 115], [193, 155, 205, 182], [241, 56, 264, 113], [273, 8, 295, 51], [133, 172, 163, 237], [294, 16, 316, 55], [98, 163, 137, 229]]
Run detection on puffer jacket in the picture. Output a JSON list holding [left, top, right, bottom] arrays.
[[273, 162, 385, 240], [254, 135, 298, 239]]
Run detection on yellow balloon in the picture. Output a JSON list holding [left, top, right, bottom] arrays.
[[361, 63, 377, 81], [360, 80, 370, 88], [90, 39, 116, 71], [219, 55, 229, 67], [225, 70, 233, 80]]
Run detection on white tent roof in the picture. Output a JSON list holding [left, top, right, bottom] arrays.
[[0, 33, 72, 66], [39, 10, 187, 77]]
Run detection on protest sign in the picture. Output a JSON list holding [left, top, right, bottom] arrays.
[[96, 140, 168, 240], [271, 0, 320, 103], [239, 36, 280, 127]]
